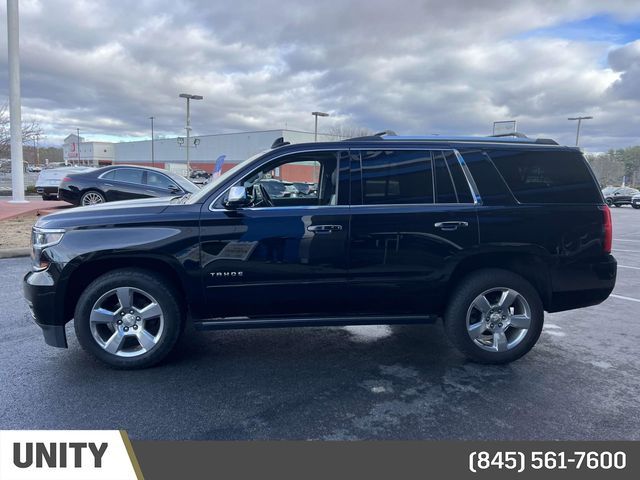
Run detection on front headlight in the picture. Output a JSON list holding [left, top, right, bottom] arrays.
[[32, 227, 65, 248]]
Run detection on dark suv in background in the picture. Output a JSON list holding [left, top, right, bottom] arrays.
[[24, 133, 616, 368], [603, 186, 640, 208]]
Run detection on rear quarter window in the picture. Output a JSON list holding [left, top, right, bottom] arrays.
[[487, 149, 602, 204]]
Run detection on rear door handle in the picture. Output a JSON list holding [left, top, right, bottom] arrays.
[[434, 221, 469, 231], [307, 225, 343, 233], [104, 183, 113, 187]]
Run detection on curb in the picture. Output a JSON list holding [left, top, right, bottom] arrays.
[[0, 247, 30, 259]]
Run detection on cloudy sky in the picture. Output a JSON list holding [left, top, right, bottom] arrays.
[[1, 0, 639, 151]]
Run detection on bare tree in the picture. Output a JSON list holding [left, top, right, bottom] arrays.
[[0, 102, 43, 159], [327, 124, 374, 139]]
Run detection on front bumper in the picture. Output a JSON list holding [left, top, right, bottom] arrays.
[[23, 270, 68, 348]]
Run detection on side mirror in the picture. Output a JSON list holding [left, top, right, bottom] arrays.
[[168, 185, 181, 193], [225, 186, 248, 209]]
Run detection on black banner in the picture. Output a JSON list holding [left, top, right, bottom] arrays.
[[132, 441, 640, 479]]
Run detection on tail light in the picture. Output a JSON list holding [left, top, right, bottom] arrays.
[[62, 176, 72, 182], [600, 205, 612, 254]]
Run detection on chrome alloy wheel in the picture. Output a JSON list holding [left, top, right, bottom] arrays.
[[81, 192, 104, 206], [89, 287, 165, 358], [465, 287, 532, 353]]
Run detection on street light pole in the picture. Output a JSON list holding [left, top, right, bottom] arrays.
[[179, 93, 203, 173], [568, 116, 593, 147], [7, 0, 26, 203], [312, 111, 329, 142], [149, 116, 155, 167]]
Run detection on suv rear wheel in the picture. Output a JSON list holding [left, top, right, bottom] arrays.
[[74, 269, 183, 368], [444, 269, 544, 364]]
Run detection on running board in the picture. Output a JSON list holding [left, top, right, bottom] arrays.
[[194, 315, 438, 331]]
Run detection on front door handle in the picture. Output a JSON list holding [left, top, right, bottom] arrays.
[[434, 221, 469, 231], [307, 225, 343, 233]]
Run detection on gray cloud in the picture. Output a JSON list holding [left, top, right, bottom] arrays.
[[1, 0, 639, 151]]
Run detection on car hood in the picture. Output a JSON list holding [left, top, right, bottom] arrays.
[[36, 196, 177, 230]]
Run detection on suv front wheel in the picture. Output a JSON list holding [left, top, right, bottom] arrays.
[[444, 269, 544, 364], [74, 269, 184, 368]]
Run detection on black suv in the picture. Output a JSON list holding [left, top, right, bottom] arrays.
[[24, 133, 616, 368]]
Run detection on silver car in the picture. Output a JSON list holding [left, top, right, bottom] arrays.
[[35, 166, 95, 200]]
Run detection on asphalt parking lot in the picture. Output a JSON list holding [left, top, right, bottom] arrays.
[[1, 207, 639, 440]]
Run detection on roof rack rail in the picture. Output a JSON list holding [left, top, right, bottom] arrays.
[[344, 131, 560, 145], [346, 130, 397, 141], [374, 130, 397, 137], [490, 132, 528, 138], [534, 138, 559, 145]]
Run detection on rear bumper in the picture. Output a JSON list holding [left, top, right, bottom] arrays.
[[36, 186, 59, 197], [548, 254, 617, 312], [23, 270, 68, 348], [58, 187, 80, 205]]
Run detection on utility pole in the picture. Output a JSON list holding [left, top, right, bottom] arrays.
[[7, 0, 26, 203], [149, 116, 155, 166], [568, 116, 593, 147]]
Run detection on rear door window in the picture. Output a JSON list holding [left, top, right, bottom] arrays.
[[433, 151, 457, 203], [114, 168, 144, 184], [488, 150, 601, 204], [360, 150, 434, 205]]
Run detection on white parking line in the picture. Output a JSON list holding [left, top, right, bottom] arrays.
[[618, 265, 640, 270], [614, 239, 640, 243], [613, 249, 640, 253], [610, 294, 640, 303]]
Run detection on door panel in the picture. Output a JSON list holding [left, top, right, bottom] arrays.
[[348, 149, 479, 314], [199, 150, 351, 319], [349, 204, 478, 314]]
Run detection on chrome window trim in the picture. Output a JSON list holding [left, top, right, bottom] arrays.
[[453, 149, 482, 204], [207, 146, 482, 212]]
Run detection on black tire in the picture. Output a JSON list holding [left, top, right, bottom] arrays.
[[444, 269, 544, 364], [633, 204, 640, 209], [74, 269, 184, 369], [80, 190, 106, 206], [605, 198, 613, 206]]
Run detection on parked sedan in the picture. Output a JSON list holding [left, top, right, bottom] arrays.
[[58, 165, 199, 206], [36, 166, 95, 200], [603, 187, 640, 207]]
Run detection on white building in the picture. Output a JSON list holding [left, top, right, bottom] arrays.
[[114, 129, 341, 175], [62, 134, 115, 166], [61, 129, 341, 176]]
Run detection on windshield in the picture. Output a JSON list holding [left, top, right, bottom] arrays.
[[186, 150, 269, 204], [168, 172, 200, 193]]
